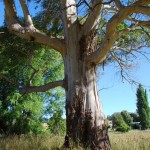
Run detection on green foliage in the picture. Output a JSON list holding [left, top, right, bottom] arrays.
[[121, 110, 133, 126], [116, 22, 128, 31], [112, 113, 124, 128], [0, 27, 65, 135], [48, 109, 66, 135], [116, 122, 131, 132], [112, 112, 131, 132], [44, 88, 66, 135], [130, 113, 140, 122], [136, 84, 150, 130]]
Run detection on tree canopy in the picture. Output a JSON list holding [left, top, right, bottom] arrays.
[[1, 0, 150, 149]]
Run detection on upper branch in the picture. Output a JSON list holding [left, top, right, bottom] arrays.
[[20, 80, 65, 94], [114, 0, 123, 9], [61, 0, 78, 37], [19, 0, 33, 27], [81, 0, 103, 36], [4, 0, 65, 55], [86, 1, 150, 65]]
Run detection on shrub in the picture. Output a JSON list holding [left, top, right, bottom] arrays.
[[116, 123, 131, 132]]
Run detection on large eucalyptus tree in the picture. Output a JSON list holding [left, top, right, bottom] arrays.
[[3, 0, 150, 149]]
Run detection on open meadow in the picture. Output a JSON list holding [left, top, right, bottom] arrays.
[[0, 130, 150, 150]]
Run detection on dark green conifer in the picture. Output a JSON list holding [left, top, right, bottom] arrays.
[[136, 84, 150, 130]]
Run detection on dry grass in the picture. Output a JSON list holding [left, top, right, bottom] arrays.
[[110, 130, 150, 150], [0, 130, 150, 150], [0, 135, 64, 150]]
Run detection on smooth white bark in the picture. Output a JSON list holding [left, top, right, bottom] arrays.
[[4, 0, 65, 55]]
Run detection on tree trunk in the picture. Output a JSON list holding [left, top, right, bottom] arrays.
[[63, 29, 111, 149]]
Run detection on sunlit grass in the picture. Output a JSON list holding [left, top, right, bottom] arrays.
[[0, 130, 150, 150], [110, 130, 150, 150], [0, 135, 64, 150]]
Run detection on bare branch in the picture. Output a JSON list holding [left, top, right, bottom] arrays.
[[86, 2, 150, 65], [133, 6, 150, 16], [134, 0, 150, 6], [4, 0, 65, 55], [114, 0, 123, 9], [98, 85, 113, 92], [103, 5, 118, 11], [28, 69, 39, 86], [113, 45, 148, 55], [19, 80, 65, 94]]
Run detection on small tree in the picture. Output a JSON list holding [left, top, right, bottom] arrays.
[[121, 110, 133, 126], [136, 84, 150, 130], [112, 113, 130, 132]]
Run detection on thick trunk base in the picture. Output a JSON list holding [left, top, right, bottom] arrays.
[[63, 90, 111, 150], [63, 125, 110, 150]]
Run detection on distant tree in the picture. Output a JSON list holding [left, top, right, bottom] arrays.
[[107, 115, 112, 121], [129, 112, 141, 129], [48, 109, 66, 135], [112, 112, 130, 132], [136, 84, 150, 130], [130, 113, 140, 122], [121, 110, 133, 126]]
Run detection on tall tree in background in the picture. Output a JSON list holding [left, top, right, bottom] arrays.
[[136, 84, 150, 130], [2, 0, 150, 149]]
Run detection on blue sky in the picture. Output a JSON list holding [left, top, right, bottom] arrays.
[[98, 56, 150, 116], [0, 1, 150, 117]]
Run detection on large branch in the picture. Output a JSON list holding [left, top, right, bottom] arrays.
[[86, 1, 150, 65], [81, 0, 103, 36], [19, 0, 34, 27], [20, 80, 65, 94], [61, 0, 78, 37], [4, 0, 65, 55]]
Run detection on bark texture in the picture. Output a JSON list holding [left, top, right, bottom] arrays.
[[63, 30, 111, 149]]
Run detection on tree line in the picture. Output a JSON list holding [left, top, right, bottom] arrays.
[[108, 84, 150, 132]]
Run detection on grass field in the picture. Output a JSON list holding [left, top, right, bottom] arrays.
[[0, 130, 150, 150], [110, 130, 150, 150]]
